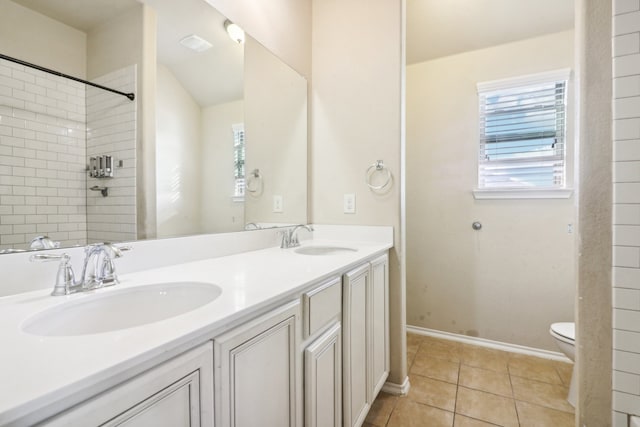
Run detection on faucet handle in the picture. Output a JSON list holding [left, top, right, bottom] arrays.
[[98, 243, 131, 285], [30, 253, 76, 296]]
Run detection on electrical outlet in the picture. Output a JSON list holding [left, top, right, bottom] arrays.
[[567, 223, 573, 234], [344, 193, 356, 214], [273, 195, 283, 213]]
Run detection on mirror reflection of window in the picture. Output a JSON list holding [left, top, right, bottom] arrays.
[[233, 123, 246, 199]]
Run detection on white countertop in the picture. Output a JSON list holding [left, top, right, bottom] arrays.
[[0, 237, 392, 426]]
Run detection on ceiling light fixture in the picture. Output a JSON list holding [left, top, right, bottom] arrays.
[[224, 19, 245, 44], [179, 34, 213, 52]]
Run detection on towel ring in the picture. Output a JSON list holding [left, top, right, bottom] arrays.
[[246, 169, 262, 193], [365, 160, 392, 191]]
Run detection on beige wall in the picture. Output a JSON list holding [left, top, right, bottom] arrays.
[[156, 64, 202, 238], [311, 0, 406, 385], [576, 0, 613, 425], [406, 31, 576, 351], [204, 0, 311, 79], [0, 1, 86, 77], [201, 101, 245, 233], [244, 37, 307, 226], [87, 3, 157, 240]]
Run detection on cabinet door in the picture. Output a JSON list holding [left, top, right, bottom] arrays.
[[305, 323, 341, 427], [215, 301, 301, 427], [42, 342, 214, 427], [342, 264, 370, 427], [370, 254, 389, 398]]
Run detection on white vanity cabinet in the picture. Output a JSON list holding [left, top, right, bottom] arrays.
[[342, 254, 389, 427], [213, 300, 301, 427], [302, 277, 343, 427], [41, 342, 214, 427]]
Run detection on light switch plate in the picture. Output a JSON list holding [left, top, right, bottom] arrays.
[[273, 195, 283, 213], [344, 193, 356, 214]]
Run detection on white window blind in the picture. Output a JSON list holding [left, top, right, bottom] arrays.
[[232, 123, 245, 198], [477, 69, 570, 190]]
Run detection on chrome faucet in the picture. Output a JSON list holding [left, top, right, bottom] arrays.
[[280, 224, 313, 248], [30, 242, 131, 296], [29, 235, 59, 250]]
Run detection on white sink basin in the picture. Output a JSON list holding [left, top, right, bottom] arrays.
[[22, 282, 222, 337], [295, 245, 357, 256]]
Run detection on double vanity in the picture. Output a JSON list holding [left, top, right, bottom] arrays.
[[0, 226, 393, 427]]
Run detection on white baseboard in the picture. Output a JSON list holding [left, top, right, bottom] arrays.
[[407, 325, 572, 363], [382, 376, 410, 395]]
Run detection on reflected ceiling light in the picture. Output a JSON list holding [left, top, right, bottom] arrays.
[[224, 19, 245, 44], [179, 34, 212, 52]]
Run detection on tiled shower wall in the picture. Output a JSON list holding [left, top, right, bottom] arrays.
[[86, 65, 137, 243], [0, 58, 87, 250], [613, 0, 640, 424], [0, 59, 137, 250]]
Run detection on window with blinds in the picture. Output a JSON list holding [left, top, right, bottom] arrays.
[[477, 70, 570, 190], [232, 123, 245, 198]]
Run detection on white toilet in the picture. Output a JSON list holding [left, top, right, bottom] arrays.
[[550, 322, 576, 407]]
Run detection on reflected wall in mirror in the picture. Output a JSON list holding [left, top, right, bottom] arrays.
[[0, 0, 307, 253]]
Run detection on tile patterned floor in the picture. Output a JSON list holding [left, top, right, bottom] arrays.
[[364, 333, 575, 427]]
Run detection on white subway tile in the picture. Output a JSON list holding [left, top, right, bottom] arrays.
[[614, 225, 640, 246], [616, 97, 640, 119], [0, 213, 24, 223], [615, 267, 640, 289], [613, 410, 629, 427], [614, 308, 640, 332], [614, 329, 640, 352], [617, 11, 640, 36], [36, 223, 57, 233], [0, 224, 11, 233], [13, 128, 35, 139], [0, 75, 24, 90], [615, 371, 640, 394], [0, 95, 25, 109], [34, 76, 56, 90], [35, 187, 57, 197], [616, 139, 640, 161], [0, 234, 25, 245], [0, 115, 25, 128], [36, 205, 57, 215], [12, 186, 35, 196], [13, 205, 36, 215], [11, 69, 35, 84], [1, 135, 25, 148], [615, 54, 640, 77], [12, 147, 36, 159], [12, 167, 35, 177], [618, 33, 640, 57], [0, 156, 24, 167], [613, 391, 640, 414], [616, 0, 640, 15], [12, 224, 36, 234], [0, 85, 11, 97], [24, 159, 47, 169], [24, 215, 46, 224], [614, 288, 640, 310], [614, 246, 640, 268], [613, 76, 635, 100]]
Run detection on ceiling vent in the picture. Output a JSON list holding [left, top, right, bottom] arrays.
[[179, 34, 212, 52]]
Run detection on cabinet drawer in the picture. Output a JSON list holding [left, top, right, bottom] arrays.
[[303, 277, 342, 338]]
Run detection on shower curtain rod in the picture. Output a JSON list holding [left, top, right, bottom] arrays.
[[0, 53, 135, 101]]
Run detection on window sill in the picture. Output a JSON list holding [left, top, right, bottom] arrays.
[[472, 188, 573, 200]]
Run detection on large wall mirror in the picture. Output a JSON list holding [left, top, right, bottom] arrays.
[[0, 0, 307, 253]]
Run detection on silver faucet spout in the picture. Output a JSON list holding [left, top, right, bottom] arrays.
[[281, 224, 314, 248], [31, 242, 131, 296], [80, 243, 130, 290]]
